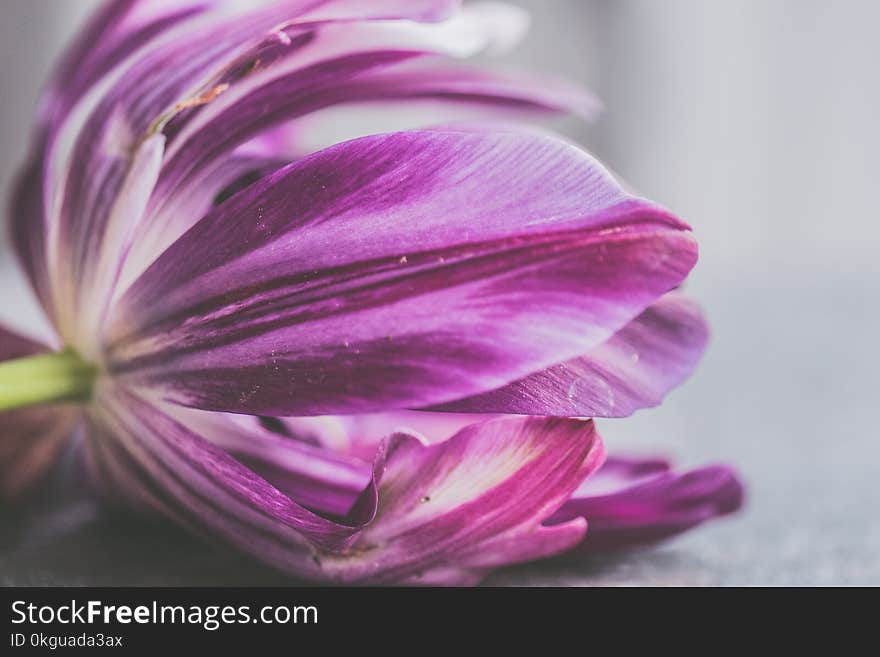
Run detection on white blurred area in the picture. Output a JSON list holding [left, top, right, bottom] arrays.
[[0, 1, 877, 583]]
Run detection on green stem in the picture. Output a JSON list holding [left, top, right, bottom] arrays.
[[0, 350, 96, 412]]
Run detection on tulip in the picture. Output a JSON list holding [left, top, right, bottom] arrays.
[[1, 0, 742, 584]]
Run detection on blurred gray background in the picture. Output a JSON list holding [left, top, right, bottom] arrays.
[[1, 0, 878, 585]]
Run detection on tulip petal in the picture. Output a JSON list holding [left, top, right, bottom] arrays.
[[166, 407, 373, 518], [42, 0, 460, 127], [432, 292, 709, 417], [128, 7, 572, 280], [107, 129, 696, 416], [43, 1, 461, 338], [319, 417, 601, 584], [548, 456, 745, 553], [85, 384, 377, 578], [259, 412, 745, 569], [85, 386, 602, 584], [0, 324, 80, 499]]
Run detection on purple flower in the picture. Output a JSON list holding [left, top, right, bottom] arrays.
[[1, 0, 743, 584]]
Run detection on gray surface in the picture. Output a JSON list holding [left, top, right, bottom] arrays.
[[1, 1, 879, 585]]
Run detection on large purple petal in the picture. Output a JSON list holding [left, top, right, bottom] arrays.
[[0, 324, 80, 499], [432, 292, 709, 417], [548, 456, 745, 553], [107, 129, 696, 416]]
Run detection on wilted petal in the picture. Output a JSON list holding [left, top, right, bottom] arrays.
[[107, 129, 696, 416], [0, 324, 80, 499], [85, 387, 601, 584], [320, 417, 602, 584], [44, 1, 460, 339], [130, 6, 571, 276], [433, 292, 708, 417], [43, 0, 459, 128], [265, 411, 744, 564], [267, 411, 744, 566], [548, 456, 745, 553]]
